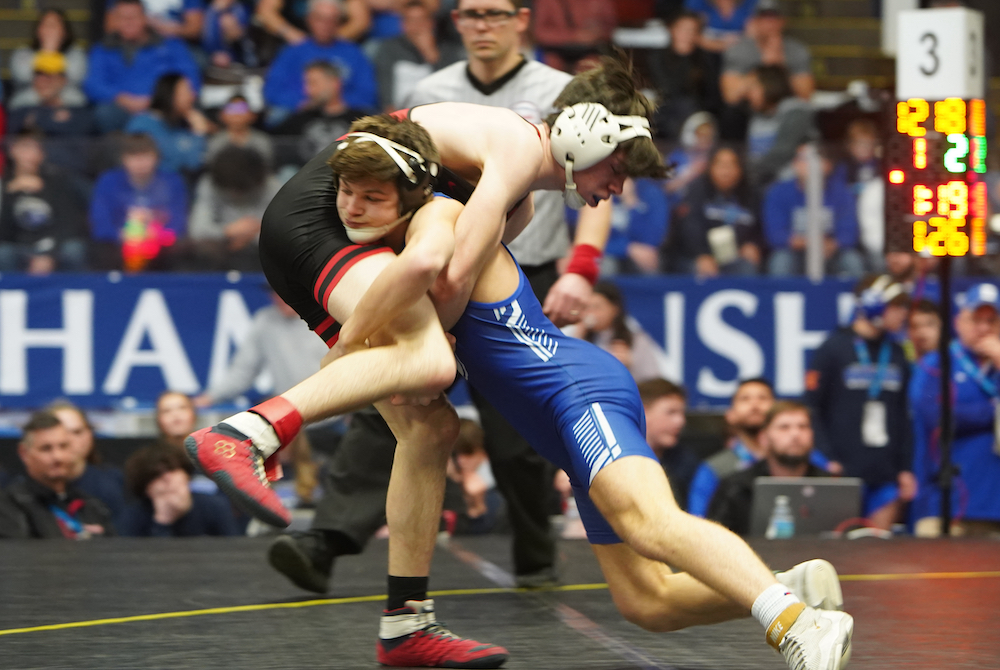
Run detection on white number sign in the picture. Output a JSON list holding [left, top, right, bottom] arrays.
[[897, 7, 984, 100]]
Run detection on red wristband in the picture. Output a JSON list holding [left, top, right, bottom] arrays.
[[565, 243, 602, 286]]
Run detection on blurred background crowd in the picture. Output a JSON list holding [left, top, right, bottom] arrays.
[[1, 0, 1000, 548]]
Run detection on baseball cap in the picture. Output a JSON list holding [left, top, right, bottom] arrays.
[[33, 51, 67, 75], [961, 283, 1000, 312], [755, 0, 782, 16]]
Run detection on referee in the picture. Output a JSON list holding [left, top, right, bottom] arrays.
[[268, 0, 613, 592]]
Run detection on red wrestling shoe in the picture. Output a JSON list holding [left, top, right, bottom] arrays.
[[376, 600, 508, 668], [185, 424, 291, 528]]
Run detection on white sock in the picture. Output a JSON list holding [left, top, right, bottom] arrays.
[[751, 583, 801, 631], [223, 412, 281, 458]]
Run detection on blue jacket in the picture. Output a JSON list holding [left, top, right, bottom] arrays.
[[125, 113, 207, 173], [763, 177, 859, 250], [118, 492, 240, 537], [90, 168, 189, 242], [84, 35, 201, 103], [909, 346, 1000, 522], [263, 38, 378, 111], [605, 178, 670, 261]]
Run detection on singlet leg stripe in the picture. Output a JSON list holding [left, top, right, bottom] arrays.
[[315, 316, 341, 348], [572, 403, 620, 485], [314, 246, 393, 310], [502, 300, 558, 362]]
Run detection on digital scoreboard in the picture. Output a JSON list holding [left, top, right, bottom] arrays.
[[884, 97, 988, 256]]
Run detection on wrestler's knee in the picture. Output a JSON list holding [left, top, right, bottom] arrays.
[[613, 587, 683, 633]]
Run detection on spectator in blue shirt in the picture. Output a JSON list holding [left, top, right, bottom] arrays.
[[263, 0, 378, 125], [685, 0, 756, 53], [89, 133, 189, 271], [602, 177, 670, 275], [763, 143, 865, 277], [126, 73, 212, 177], [85, 0, 201, 132], [119, 443, 240, 537], [202, 0, 257, 67], [673, 144, 761, 276], [910, 283, 1000, 537]]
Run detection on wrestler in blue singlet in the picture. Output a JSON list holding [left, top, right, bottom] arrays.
[[450, 253, 658, 544]]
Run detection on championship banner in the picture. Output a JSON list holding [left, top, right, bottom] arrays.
[[0, 273, 881, 410]]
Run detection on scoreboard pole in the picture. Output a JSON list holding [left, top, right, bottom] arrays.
[[936, 257, 954, 535], [889, 6, 986, 536]]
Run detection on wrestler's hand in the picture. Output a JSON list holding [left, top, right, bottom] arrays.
[[543, 272, 593, 327]]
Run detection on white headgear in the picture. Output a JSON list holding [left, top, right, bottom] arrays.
[[335, 132, 439, 243], [550, 103, 652, 209]]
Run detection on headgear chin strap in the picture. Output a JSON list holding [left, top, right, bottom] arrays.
[[345, 211, 414, 244], [550, 102, 652, 209]]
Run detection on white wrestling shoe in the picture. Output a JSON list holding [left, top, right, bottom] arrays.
[[776, 559, 844, 611], [771, 606, 854, 670]]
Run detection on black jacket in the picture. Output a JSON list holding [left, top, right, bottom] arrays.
[[5, 477, 116, 539]]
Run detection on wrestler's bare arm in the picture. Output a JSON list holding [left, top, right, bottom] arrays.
[[410, 104, 545, 321], [336, 198, 462, 350], [501, 194, 535, 245]]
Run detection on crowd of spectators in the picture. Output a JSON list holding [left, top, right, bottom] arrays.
[[1, 0, 998, 543], [2, 0, 996, 279]]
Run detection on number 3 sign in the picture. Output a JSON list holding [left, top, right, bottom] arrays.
[[897, 7, 984, 100]]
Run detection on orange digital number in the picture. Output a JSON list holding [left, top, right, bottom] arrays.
[[970, 99, 986, 137], [913, 185, 934, 215], [897, 99, 929, 137], [934, 98, 967, 134], [971, 217, 987, 256], [937, 181, 968, 218], [913, 138, 927, 169], [913, 217, 969, 257]]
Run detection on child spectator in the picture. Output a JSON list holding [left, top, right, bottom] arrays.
[[685, 0, 756, 53], [665, 111, 717, 203], [205, 95, 274, 167], [273, 61, 368, 165], [189, 146, 282, 271], [832, 117, 880, 197], [373, 0, 464, 112], [202, 0, 257, 67], [119, 444, 240, 537], [8, 10, 88, 109], [638, 378, 700, 512], [262, 0, 378, 125], [674, 144, 761, 276], [126, 73, 213, 177], [445, 420, 505, 535], [745, 64, 817, 187], [907, 298, 941, 362], [645, 10, 723, 140], [570, 281, 670, 383], [84, 0, 201, 132], [89, 133, 189, 271], [0, 131, 89, 274], [763, 143, 864, 277]]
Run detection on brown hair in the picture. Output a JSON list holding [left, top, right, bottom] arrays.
[[21, 410, 63, 439], [763, 400, 811, 428], [637, 378, 686, 405], [911, 297, 939, 317], [121, 132, 158, 156], [546, 52, 666, 179], [328, 114, 439, 213], [124, 442, 195, 499], [454, 419, 485, 456]]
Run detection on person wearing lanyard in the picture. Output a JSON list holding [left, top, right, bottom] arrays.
[[910, 282, 1000, 537], [4, 410, 115, 540], [805, 275, 917, 531]]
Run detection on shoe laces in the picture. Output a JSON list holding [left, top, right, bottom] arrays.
[[250, 447, 268, 487], [422, 621, 461, 641]]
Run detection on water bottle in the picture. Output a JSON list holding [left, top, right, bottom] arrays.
[[765, 495, 795, 539]]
